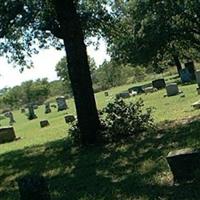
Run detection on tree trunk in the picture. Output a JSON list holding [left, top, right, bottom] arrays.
[[53, 0, 100, 145], [173, 55, 182, 76]]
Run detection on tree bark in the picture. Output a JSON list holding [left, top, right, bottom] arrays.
[[173, 55, 182, 76], [53, 0, 100, 145]]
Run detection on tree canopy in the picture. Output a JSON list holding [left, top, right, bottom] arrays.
[[107, 0, 200, 69]]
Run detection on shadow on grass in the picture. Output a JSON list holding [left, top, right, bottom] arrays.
[[0, 118, 200, 200]]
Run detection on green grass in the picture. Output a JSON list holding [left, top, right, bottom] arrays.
[[1, 78, 200, 199]]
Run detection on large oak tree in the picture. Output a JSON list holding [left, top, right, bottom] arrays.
[[0, 0, 111, 145]]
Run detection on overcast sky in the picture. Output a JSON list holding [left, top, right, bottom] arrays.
[[0, 39, 110, 89]]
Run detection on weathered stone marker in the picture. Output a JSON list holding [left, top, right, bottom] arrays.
[[27, 104, 37, 120], [17, 175, 51, 200], [166, 148, 200, 184], [152, 79, 166, 90], [44, 102, 51, 114], [128, 86, 144, 94], [5, 111, 16, 125], [21, 108, 25, 113], [64, 115, 76, 123], [166, 83, 179, 96], [56, 96, 68, 111], [40, 120, 50, 128], [0, 126, 16, 144]]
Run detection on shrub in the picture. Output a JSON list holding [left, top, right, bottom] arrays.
[[69, 98, 154, 144], [100, 98, 154, 142]]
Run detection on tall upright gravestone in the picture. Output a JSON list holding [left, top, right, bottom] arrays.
[[185, 61, 196, 80], [27, 104, 37, 120], [56, 96, 68, 111]]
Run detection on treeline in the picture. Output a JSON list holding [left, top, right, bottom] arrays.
[[0, 78, 66, 110], [0, 59, 152, 110]]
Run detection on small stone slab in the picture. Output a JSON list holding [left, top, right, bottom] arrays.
[[64, 115, 76, 123], [166, 148, 200, 184], [17, 175, 51, 200], [40, 120, 50, 128], [116, 91, 130, 99], [192, 100, 200, 109], [0, 126, 16, 144], [143, 86, 157, 94]]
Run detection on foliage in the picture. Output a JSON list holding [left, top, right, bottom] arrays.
[[107, 0, 200, 68], [69, 98, 154, 144], [0, 0, 111, 68], [2, 78, 50, 108], [100, 98, 154, 142], [55, 56, 97, 96], [92, 60, 135, 92]]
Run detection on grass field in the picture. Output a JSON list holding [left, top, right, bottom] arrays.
[[1, 79, 200, 199]]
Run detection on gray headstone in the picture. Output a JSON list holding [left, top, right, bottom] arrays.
[[56, 96, 68, 111], [166, 83, 179, 96], [5, 111, 16, 125], [0, 126, 16, 144]]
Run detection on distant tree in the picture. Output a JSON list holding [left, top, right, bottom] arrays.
[[108, 0, 200, 76]]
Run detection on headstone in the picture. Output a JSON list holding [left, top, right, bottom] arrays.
[[0, 126, 16, 144], [195, 70, 200, 87], [44, 103, 51, 114], [5, 111, 16, 125], [17, 175, 51, 200], [56, 96, 68, 111], [166, 83, 179, 96], [152, 79, 166, 89], [192, 100, 200, 109], [27, 104, 37, 120], [116, 91, 130, 99], [40, 120, 50, 128], [185, 61, 196, 80], [104, 91, 109, 97], [143, 86, 156, 94], [166, 148, 200, 184], [64, 115, 76, 123], [180, 68, 192, 83], [128, 86, 144, 94]]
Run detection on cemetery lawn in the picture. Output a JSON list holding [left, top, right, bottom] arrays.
[[1, 81, 200, 199]]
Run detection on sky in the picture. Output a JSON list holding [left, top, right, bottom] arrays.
[[0, 39, 110, 89]]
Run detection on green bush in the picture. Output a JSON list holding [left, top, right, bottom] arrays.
[[100, 98, 154, 141], [69, 98, 154, 144]]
